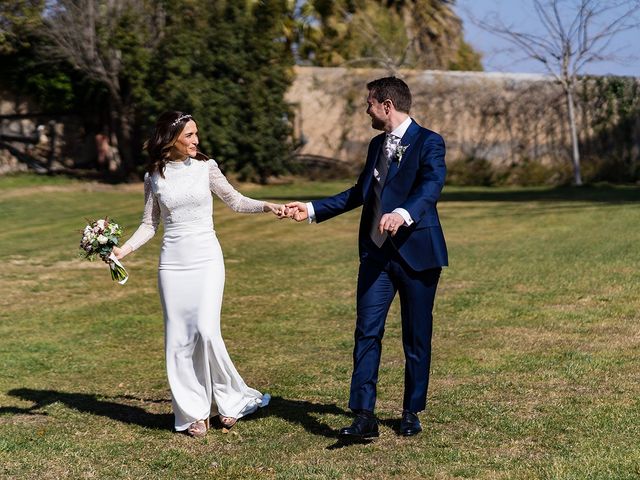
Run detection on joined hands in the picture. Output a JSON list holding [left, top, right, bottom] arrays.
[[263, 202, 308, 221], [272, 201, 405, 236]]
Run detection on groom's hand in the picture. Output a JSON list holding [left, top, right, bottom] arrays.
[[379, 213, 405, 236], [284, 201, 308, 222]]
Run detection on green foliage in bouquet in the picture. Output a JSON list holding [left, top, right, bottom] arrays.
[[79, 217, 128, 283], [79, 218, 122, 261]]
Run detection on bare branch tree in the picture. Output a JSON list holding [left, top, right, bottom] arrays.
[[39, 0, 165, 178], [475, 0, 640, 185]]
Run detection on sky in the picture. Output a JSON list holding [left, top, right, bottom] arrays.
[[453, 0, 640, 77]]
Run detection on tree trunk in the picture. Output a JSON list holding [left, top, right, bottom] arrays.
[[565, 87, 583, 186], [110, 100, 137, 181]]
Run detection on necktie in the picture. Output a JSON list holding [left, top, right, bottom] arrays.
[[369, 134, 400, 247]]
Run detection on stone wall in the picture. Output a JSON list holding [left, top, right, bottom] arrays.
[[0, 87, 90, 175], [286, 66, 640, 174], [0, 88, 38, 174]]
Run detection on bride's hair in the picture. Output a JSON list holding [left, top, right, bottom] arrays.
[[145, 110, 208, 177]]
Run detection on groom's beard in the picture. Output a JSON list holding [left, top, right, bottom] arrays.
[[370, 116, 385, 130]]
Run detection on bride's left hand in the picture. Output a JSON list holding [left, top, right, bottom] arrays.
[[264, 202, 287, 218]]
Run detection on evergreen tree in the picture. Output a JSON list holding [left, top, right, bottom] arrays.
[[148, 0, 294, 183], [200, 0, 251, 171], [237, 0, 294, 182]]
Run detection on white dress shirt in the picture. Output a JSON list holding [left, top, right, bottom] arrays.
[[307, 117, 414, 225]]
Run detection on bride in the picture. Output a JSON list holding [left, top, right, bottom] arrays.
[[112, 111, 284, 437]]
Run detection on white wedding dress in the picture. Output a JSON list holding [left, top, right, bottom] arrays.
[[123, 157, 269, 431]]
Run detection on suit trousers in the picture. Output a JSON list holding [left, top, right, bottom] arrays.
[[349, 243, 441, 413]]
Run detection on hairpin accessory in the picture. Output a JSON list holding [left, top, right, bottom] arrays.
[[171, 114, 192, 127]]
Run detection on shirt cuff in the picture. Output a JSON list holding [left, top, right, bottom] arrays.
[[306, 202, 316, 223], [393, 208, 413, 226]]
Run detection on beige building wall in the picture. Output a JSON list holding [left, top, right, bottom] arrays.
[[286, 66, 635, 171]]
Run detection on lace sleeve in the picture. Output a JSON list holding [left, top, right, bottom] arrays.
[[208, 159, 265, 213], [122, 173, 160, 251]]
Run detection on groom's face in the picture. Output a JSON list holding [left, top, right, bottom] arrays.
[[366, 90, 387, 131]]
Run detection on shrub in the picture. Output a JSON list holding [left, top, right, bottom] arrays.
[[447, 156, 495, 186], [502, 158, 571, 186]]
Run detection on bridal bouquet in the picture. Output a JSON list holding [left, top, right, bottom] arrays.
[[79, 217, 128, 284]]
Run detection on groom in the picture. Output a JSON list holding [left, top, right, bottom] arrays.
[[286, 76, 447, 438]]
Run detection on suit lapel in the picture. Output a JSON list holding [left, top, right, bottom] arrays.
[[385, 119, 420, 185]]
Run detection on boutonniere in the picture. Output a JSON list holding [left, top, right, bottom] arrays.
[[395, 145, 409, 164]]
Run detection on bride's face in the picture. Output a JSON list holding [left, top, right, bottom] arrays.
[[171, 120, 199, 159]]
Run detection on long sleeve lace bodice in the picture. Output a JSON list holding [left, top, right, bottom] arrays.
[[207, 159, 265, 213], [123, 158, 264, 251]]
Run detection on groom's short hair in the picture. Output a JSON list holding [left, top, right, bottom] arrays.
[[367, 77, 412, 113]]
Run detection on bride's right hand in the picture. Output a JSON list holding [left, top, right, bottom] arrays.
[[111, 245, 130, 260]]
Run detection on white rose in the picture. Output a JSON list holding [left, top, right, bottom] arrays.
[[96, 219, 106, 229], [97, 234, 109, 244], [84, 226, 92, 234]]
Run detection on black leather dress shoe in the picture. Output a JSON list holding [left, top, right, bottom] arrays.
[[339, 412, 379, 439], [400, 411, 422, 436]]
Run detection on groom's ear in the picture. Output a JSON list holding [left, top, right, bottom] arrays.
[[383, 99, 394, 114]]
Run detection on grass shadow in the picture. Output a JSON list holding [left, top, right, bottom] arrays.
[[441, 184, 640, 204], [379, 417, 402, 435], [249, 397, 384, 450], [2, 390, 356, 443], [3, 388, 173, 430], [244, 396, 347, 439], [257, 185, 640, 207]]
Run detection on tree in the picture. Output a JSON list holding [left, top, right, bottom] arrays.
[[475, 0, 640, 185], [0, 0, 44, 55], [199, 0, 257, 174], [295, 0, 482, 71], [2, 0, 296, 182], [146, 0, 294, 183], [143, 0, 227, 158], [0, 1, 78, 113], [237, 0, 295, 182], [399, 0, 483, 70], [38, 0, 164, 179]]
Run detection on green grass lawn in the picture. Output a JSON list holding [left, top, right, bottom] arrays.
[[1, 174, 639, 479]]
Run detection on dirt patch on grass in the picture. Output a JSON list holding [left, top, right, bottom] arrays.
[[0, 412, 50, 427]]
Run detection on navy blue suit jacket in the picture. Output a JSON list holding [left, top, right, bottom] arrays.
[[311, 120, 448, 271]]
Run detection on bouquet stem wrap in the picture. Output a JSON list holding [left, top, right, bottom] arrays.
[[108, 252, 129, 285]]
